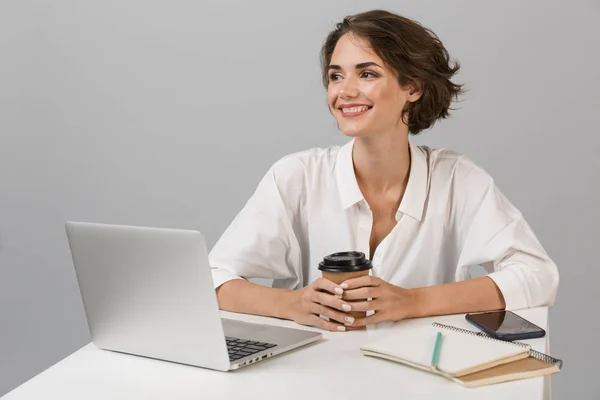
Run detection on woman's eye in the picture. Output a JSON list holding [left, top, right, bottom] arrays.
[[329, 73, 342, 81], [361, 71, 378, 78]]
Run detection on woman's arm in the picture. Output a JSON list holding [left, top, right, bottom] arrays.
[[339, 275, 505, 326], [209, 158, 356, 332], [208, 160, 303, 296], [453, 177, 559, 311], [217, 277, 358, 332], [409, 276, 505, 317], [216, 279, 293, 319]]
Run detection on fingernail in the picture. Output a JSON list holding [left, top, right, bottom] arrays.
[[337, 326, 346, 332], [345, 316, 354, 324], [334, 287, 343, 295], [341, 304, 351, 312], [340, 283, 349, 289]]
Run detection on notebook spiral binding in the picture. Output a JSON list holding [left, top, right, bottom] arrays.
[[432, 322, 563, 370]]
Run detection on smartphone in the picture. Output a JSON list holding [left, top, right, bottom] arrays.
[[465, 310, 546, 341]]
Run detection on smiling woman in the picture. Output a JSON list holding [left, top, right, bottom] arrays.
[[321, 11, 463, 136], [208, 9, 559, 332]]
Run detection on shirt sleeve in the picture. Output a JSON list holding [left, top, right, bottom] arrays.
[[454, 162, 559, 311], [208, 163, 303, 290]]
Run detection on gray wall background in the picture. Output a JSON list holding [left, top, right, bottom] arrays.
[[1, 0, 598, 398]]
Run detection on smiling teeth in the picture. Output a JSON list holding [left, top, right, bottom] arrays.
[[342, 106, 369, 113]]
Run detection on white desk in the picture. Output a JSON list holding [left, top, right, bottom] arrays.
[[3, 308, 552, 400]]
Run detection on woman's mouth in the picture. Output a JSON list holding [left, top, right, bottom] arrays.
[[339, 105, 373, 118]]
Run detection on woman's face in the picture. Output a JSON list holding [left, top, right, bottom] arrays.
[[327, 33, 420, 138]]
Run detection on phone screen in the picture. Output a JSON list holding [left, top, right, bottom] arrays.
[[468, 311, 543, 335]]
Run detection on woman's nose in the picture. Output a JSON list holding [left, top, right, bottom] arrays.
[[339, 77, 359, 98]]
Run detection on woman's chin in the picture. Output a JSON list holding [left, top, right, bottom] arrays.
[[337, 123, 366, 137], [339, 129, 370, 138]]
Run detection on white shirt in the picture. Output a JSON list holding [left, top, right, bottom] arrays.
[[209, 139, 559, 311]]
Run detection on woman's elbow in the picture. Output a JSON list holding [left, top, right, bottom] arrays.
[[541, 259, 560, 307]]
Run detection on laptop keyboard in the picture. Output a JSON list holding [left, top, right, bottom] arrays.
[[225, 336, 277, 361]]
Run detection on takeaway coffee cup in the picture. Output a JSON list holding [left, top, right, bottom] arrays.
[[318, 251, 373, 328]]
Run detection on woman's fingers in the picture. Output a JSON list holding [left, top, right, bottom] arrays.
[[339, 275, 381, 290], [347, 299, 381, 312], [309, 314, 347, 332], [342, 287, 375, 301], [313, 290, 352, 312], [310, 303, 355, 326], [313, 277, 344, 295]]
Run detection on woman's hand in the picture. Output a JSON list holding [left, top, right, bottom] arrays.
[[341, 275, 417, 328], [285, 278, 355, 332]]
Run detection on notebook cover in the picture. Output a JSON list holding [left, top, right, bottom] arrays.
[[360, 324, 529, 376], [454, 356, 561, 388]]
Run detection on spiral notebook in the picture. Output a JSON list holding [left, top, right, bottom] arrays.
[[360, 322, 562, 388]]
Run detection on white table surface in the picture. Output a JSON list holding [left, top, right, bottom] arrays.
[[3, 308, 552, 400]]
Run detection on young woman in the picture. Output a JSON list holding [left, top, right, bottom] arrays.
[[208, 10, 559, 332]]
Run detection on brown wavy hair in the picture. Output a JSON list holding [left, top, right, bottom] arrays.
[[320, 10, 464, 135]]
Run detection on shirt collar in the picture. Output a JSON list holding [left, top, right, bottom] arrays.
[[399, 141, 429, 221], [336, 138, 429, 221], [336, 139, 364, 210]]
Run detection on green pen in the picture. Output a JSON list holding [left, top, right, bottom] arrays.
[[431, 332, 442, 371]]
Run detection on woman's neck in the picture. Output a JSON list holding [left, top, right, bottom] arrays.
[[352, 133, 411, 195]]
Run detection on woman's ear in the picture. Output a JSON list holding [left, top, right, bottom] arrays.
[[407, 83, 422, 102]]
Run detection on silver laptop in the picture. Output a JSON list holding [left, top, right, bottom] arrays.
[[65, 221, 322, 371]]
